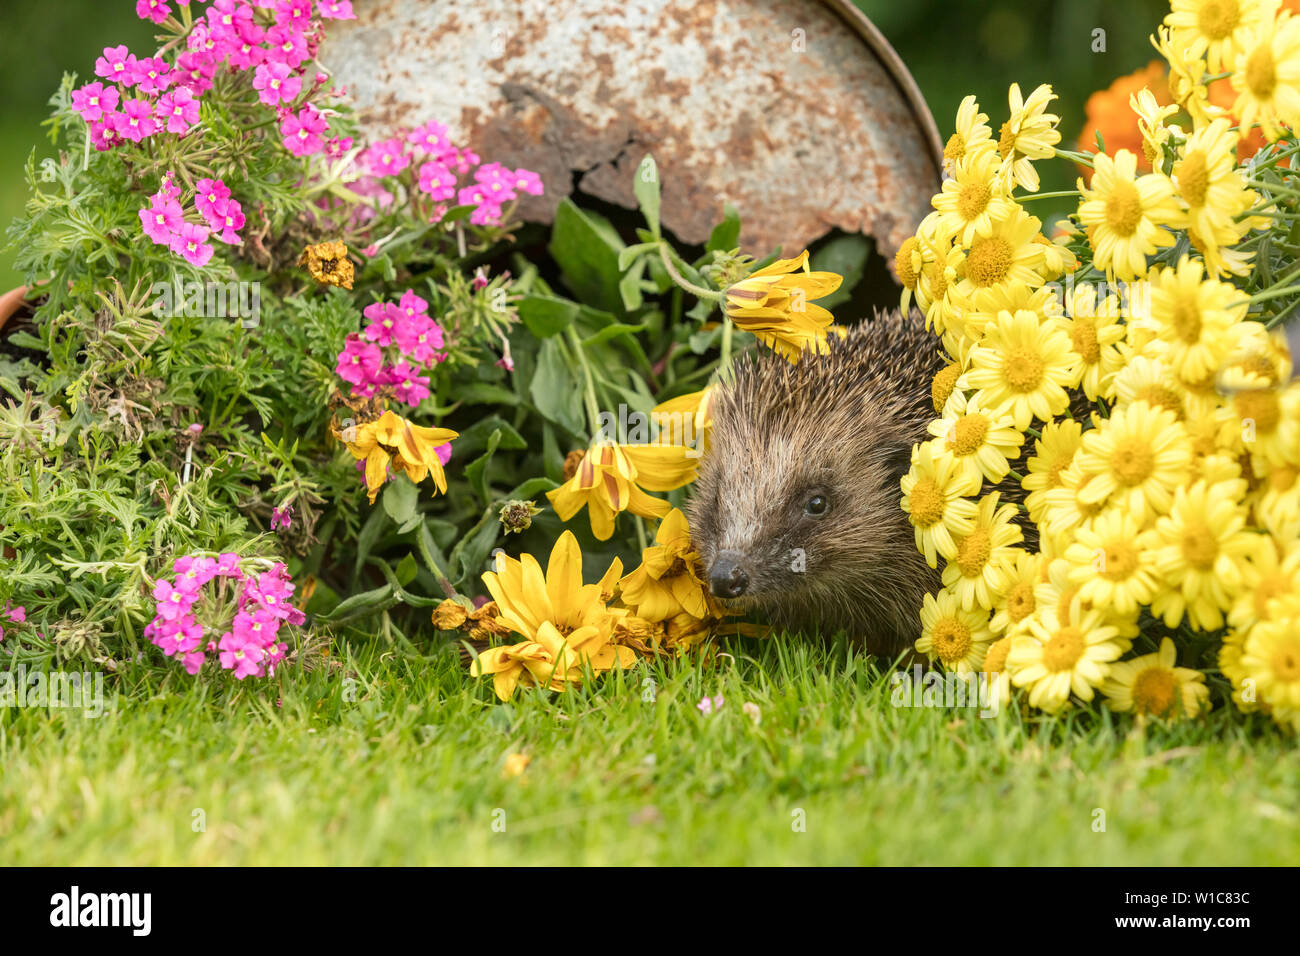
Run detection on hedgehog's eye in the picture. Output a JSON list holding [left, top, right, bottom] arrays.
[[804, 494, 829, 517]]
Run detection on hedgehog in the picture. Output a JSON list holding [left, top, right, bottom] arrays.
[[687, 309, 949, 657]]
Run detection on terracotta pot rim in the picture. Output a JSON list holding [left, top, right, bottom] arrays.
[[0, 285, 29, 334]]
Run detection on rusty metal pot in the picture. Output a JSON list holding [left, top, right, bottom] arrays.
[[322, 0, 941, 262]]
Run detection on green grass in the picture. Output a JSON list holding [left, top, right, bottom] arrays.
[[2, 634, 1297, 865]]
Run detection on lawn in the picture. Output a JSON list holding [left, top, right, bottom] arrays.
[[3, 633, 1296, 866]]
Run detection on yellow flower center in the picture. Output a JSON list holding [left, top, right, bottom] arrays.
[[997, 121, 1016, 160], [957, 181, 992, 221], [1236, 352, 1279, 383], [1246, 43, 1277, 99], [1176, 150, 1210, 207], [1005, 581, 1036, 623], [896, 237, 920, 289], [1197, 0, 1240, 40], [932, 364, 961, 413], [1180, 520, 1219, 570], [1043, 626, 1085, 672], [984, 636, 1012, 674], [1071, 320, 1101, 364], [944, 132, 966, 164], [955, 526, 992, 577], [1234, 390, 1280, 433], [1101, 541, 1140, 580], [1169, 294, 1203, 343], [1136, 384, 1184, 418], [1253, 572, 1288, 621], [1270, 639, 1300, 682], [1269, 464, 1297, 492], [965, 235, 1013, 287], [932, 618, 973, 663], [1110, 436, 1154, 485], [949, 414, 989, 455], [1132, 667, 1177, 716], [1003, 346, 1045, 391], [1103, 179, 1143, 236], [908, 478, 945, 526]]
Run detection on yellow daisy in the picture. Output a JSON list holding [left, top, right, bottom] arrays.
[[916, 587, 994, 674], [1063, 508, 1164, 616], [1102, 638, 1210, 719], [1229, 4, 1300, 140], [1111, 354, 1188, 420], [1225, 380, 1300, 471], [618, 508, 712, 623], [1073, 400, 1193, 524], [1077, 149, 1181, 281], [1172, 119, 1263, 257], [1130, 87, 1180, 169], [1151, 480, 1258, 630], [1048, 282, 1127, 400], [1228, 531, 1300, 631], [1254, 461, 1300, 539], [896, 235, 925, 313], [960, 308, 1079, 429], [1164, 0, 1263, 71], [953, 205, 1047, 311], [1239, 594, 1300, 711], [724, 250, 843, 362], [940, 492, 1025, 611], [1021, 418, 1084, 526], [1007, 605, 1124, 712], [989, 549, 1042, 636], [996, 83, 1061, 193], [943, 94, 995, 173], [1146, 257, 1248, 382], [933, 144, 1017, 246], [915, 236, 965, 337], [1153, 25, 1216, 126], [927, 388, 1025, 488], [1040, 458, 1114, 545], [901, 440, 980, 568], [546, 442, 696, 541]]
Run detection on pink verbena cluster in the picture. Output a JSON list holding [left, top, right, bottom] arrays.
[[336, 289, 448, 407], [139, 173, 245, 266], [146, 554, 305, 679], [351, 120, 545, 227]]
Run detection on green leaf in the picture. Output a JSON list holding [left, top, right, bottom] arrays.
[[518, 294, 579, 338], [706, 203, 741, 252], [381, 476, 419, 526], [465, 428, 503, 504], [529, 338, 586, 436], [619, 257, 646, 311], [507, 476, 559, 499], [449, 507, 502, 588], [618, 242, 658, 271], [452, 416, 527, 460], [316, 584, 399, 623], [633, 154, 661, 238], [811, 234, 872, 309], [395, 552, 419, 587], [548, 199, 626, 314]]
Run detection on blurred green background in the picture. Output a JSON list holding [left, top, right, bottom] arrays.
[[0, 0, 1170, 293]]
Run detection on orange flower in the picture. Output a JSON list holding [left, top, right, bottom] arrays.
[[1077, 61, 1173, 184]]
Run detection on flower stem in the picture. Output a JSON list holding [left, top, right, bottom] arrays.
[[657, 242, 722, 301]]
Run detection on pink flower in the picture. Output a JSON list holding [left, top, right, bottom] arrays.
[[170, 222, 215, 267], [362, 301, 403, 346], [89, 118, 123, 151], [408, 120, 452, 158], [336, 334, 384, 386], [388, 361, 431, 406], [276, 0, 314, 28], [468, 200, 504, 226], [317, 0, 356, 18], [271, 505, 294, 531], [176, 51, 217, 96], [417, 160, 457, 201], [182, 650, 207, 675], [114, 98, 159, 142], [173, 556, 218, 591], [215, 552, 243, 577], [253, 61, 301, 106], [71, 82, 120, 123], [436, 443, 452, 466], [266, 23, 309, 69], [326, 136, 354, 157], [696, 694, 724, 715], [206, 0, 254, 39], [474, 162, 519, 204], [218, 631, 266, 679], [280, 104, 327, 156], [139, 195, 184, 245], [95, 46, 138, 84], [152, 580, 195, 622], [0, 602, 25, 641], [157, 87, 200, 134], [362, 137, 410, 177], [194, 178, 231, 223], [136, 0, 172, 24], [511, 167, 545, 197], [131, 56, 174, 95], [398, 318, 446, 365], [211, 198, 245, 245], [397, 289, 428, 319]]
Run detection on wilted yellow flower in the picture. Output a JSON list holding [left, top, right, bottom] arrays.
[[334, 410, 457, 504], [432, 598, 470, 630], [1102, 638, 1209, 719], [652, 387, 712, 455], [723, 250, 843, 362], [299, 240, 355, 289], [546, 442, 696, 540], [619, 508, 712, 623], [1077, 150, 1181, 281]]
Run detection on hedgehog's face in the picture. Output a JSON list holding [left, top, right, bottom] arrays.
[[689, 433, 912, 614]]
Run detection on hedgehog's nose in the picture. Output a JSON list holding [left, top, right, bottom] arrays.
[[709, 552, 749, 598]]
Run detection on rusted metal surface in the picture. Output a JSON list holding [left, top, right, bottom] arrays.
[[322, 0, 942, 258]]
